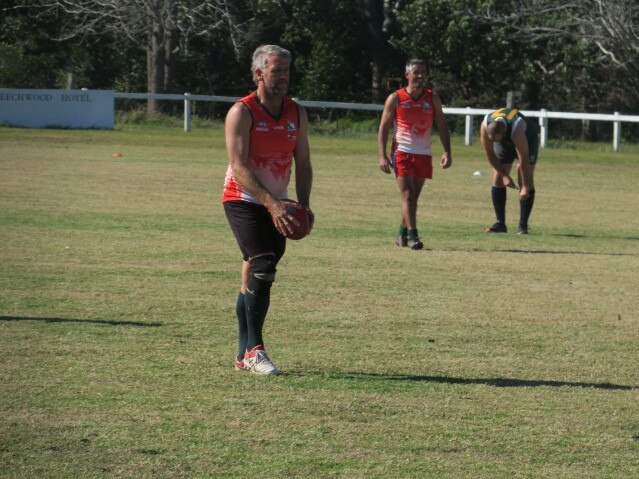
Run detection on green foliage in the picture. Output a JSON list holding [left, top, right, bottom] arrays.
[[0, 4, 140, 90], [1, 0, 637, 140], [393, 0, 535, 107], [0, 42, 53, 88], [388, 0, 639, 140], [281, 0, 372, 101], [0, 7, 68, 88]]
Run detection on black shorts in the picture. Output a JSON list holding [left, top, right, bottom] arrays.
[[493, 135, 539, 166], [223, 201, 286, 262]]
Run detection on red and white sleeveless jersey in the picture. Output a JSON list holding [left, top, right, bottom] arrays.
[[223, 92, 300, 204], [392, 88, 434, 156]]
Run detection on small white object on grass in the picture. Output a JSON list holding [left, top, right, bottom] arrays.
[[473, 170, 484, 176]]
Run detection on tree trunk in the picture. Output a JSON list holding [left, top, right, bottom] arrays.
[[580, 97, 597, 141], [163, 28, 179, 113], [364, 0, 387, 103], [147, 15, 166, 115]]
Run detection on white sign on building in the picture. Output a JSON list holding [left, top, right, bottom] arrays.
[[0, 89, 114, 129]]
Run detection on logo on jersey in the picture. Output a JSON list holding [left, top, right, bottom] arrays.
[[422, 101, 431, 110], [491, 108, 519, 120], [287, 120, 297, 132], [256, 120, 268, 132], [413, 123, 429, 137], [254, 154, 292, 180]]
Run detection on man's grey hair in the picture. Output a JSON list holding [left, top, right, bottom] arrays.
[[251, 45, 292, 85], [487, 118, 507, 137], [405, 58, 427, 74]]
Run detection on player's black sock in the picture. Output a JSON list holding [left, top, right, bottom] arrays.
[[519, 189, 536, 229], [492, 186, 507, 225], [399, 225, 408, 238], [235, 292, 248, 361], [244, 281, 271, 350], [407, 228, 418, 240]]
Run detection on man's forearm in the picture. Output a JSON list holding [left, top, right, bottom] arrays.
[[233, 165, 278, 209], [295, 164, 313, 206]]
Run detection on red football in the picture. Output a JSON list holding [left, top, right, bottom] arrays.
[[279, 199, 311, 240]]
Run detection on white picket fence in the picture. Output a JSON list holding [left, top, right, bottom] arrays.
[[114, 92, 639, 152]]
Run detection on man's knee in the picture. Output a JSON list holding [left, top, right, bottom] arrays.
[[247, 254, 277, 292], [404, 193, 419, 205], [399, 186, 416, 202]]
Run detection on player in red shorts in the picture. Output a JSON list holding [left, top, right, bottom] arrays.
[[378, 59, 452, 249]]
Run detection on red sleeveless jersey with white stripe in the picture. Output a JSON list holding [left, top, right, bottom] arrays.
[[392, 88, 434, 156], [223, 92, 300, 204]]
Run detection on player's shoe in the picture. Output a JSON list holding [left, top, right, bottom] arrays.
[[485, 222, 507, 233], [517, 226, 528, 235], [410, 237, 424, 250], [234, 357, 248, 371], [396, 235, 408, 247], [243, 345, 278, 375]]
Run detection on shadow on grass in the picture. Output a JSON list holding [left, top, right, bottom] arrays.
[[494, 249, 633, 256], [284, 370, 636, 391], [0, 315, 162, 327], [548, 233, 639, 241], [448, 247, 636, 256]]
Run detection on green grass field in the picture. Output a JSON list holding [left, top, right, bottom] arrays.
[[1, 124, 637, 478]]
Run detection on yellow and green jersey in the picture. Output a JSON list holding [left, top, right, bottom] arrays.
[[483, 107, 538, 147]]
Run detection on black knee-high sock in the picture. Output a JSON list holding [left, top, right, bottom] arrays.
[[519, 189, 536, 228], [244, 281, 272, 350], [492, 186, 507, 224], [235, 292, 248, 361]]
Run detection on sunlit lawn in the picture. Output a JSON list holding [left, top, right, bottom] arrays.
[[1, 124, 637, 478]]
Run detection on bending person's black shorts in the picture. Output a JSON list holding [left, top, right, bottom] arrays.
[[493, 135, 539, 166], [224, 200, 286, 262]]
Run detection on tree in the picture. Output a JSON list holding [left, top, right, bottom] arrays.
[[473, 0, 639, 104], [1, 0, 129, 90], [21, 0, 258, 114], [363, 0, 406, 102], [278, 0, 372, 102], [392, 0, 536, 108]]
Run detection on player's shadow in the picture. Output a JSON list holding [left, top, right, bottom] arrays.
[[0, 315, 162, 327], [285, 370, 636, 391], [549, 233, 639, 241], [446, 231, 639, 256], [450, 247, 636, 257], [493, 248, 633, 256]]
